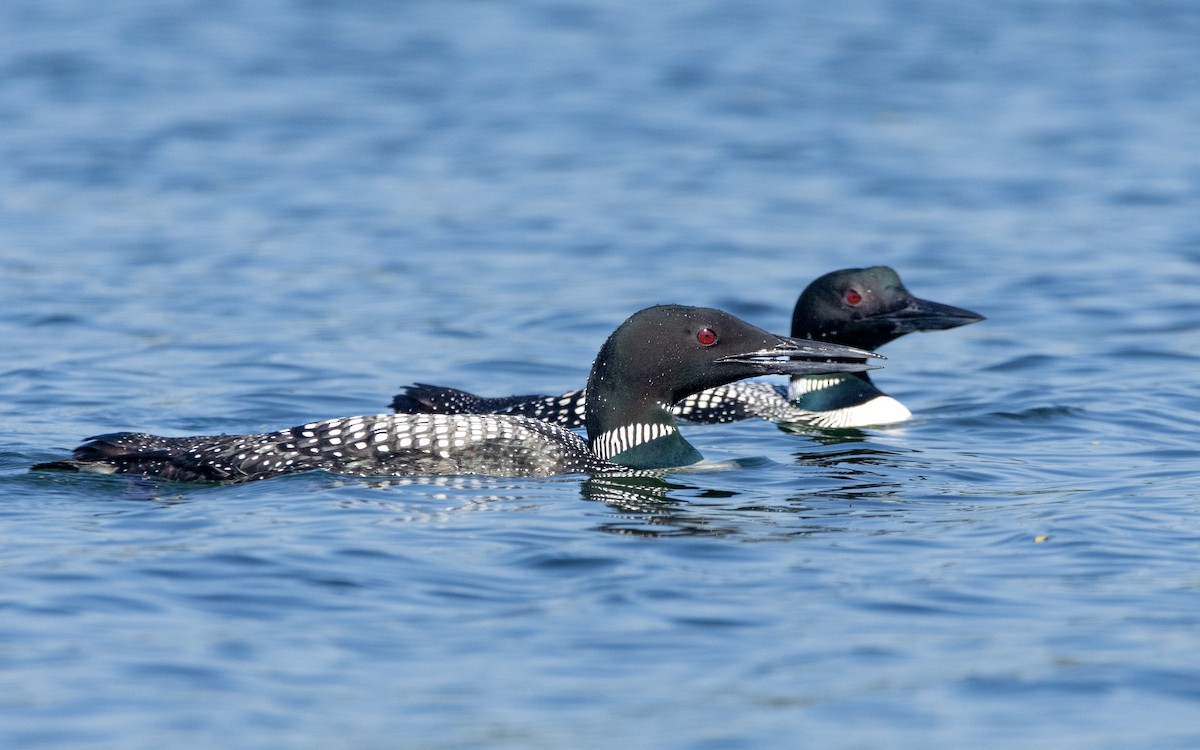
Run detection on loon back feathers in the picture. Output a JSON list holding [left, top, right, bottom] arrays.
[[41, 389, 613, 484], [35, 414, 616, 482], [391, 382, 778, 427], [389, 384, 586, 426], [35, 304, 878, 482]]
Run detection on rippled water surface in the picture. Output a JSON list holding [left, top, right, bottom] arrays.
[[3, 1, 1200, 748]]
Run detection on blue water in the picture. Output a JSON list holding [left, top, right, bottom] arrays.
[[3, 0, 1200, 747]]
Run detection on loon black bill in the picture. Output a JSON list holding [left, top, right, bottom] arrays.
[[867, 298, 986, 334], [717, 337, 883, 375]]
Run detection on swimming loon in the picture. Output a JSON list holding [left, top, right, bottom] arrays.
[[391, 267, 982, 429], [32, 305, 880, 483]]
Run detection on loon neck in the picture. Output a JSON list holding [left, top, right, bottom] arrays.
[[584, 345, 704, 470], [586, 395, 701, 470], [788, 371, 883, 409], [791, 370, 874, 388]]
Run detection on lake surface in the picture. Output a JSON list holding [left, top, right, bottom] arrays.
[[3, 0, 1200, 747]]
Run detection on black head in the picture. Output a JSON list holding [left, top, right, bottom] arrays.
[[585, 305, 879, 421], [791, 266, 985, 351]]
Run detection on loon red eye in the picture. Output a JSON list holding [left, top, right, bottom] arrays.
[[845, 289, 863, 306], [696, 328, 717, 346]]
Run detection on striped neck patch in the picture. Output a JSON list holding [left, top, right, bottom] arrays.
[[787, 373, 849, 398], [590, 422, 678, 460]]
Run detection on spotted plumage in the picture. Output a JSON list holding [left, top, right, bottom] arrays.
[[49, 414, 615, 482], [34, 305, 879, 483], [395, 381, 789, 426], [391, 387, 587, 427], [391, 266, 983, 429]]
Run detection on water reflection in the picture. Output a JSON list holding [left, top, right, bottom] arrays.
[[581, 473, 818, 538], [29, 451, 919, 537], [580, 474, 680, 511], [580, 453, 917, 539]]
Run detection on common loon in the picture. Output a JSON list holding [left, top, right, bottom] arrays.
[[33, 305, 880, 483], [391, 267, 982, 429]]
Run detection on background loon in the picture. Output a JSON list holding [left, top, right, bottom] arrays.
[[391, 267, 982, 429], [33, 305, 880, 483]]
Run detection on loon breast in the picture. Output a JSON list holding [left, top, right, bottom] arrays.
[[788, 375, 912, 427]]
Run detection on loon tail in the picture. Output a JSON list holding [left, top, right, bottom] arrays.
[[32, 432, 236, 481], [34, 433, 161, 470], [389, 383, 490, 414]]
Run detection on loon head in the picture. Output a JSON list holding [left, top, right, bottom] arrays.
[[584, 304, 880, 468], [588, 304, 880, 409], [791, 266, 985, 351]]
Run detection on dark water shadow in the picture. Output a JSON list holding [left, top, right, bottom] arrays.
[[777, 421, 887, 445], [19, 465, 223, 508]]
